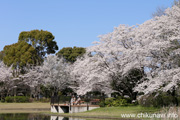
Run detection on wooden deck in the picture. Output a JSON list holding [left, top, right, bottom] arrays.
[[51, 104, 100, 107]]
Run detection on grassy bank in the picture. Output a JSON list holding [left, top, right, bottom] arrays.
[[51, 106, 160, 119], [0, 103, 50, 113]]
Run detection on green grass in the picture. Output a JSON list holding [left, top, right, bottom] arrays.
[[56, 106, 160, 119], [0, 103, 50, 113]]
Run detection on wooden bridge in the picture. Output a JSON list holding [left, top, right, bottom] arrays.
[[51, 104, 100, 113], [50, 96, 100, 113]]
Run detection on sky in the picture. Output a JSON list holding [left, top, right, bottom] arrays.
[[0, 0, 174, 51]]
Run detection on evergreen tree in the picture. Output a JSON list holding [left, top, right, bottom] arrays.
[[56, 47, 86, 63], [18, 29, 58, 58], [3, 41, 41, 74]]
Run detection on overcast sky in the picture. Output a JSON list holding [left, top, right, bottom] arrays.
[[0, 0, 174, 51]]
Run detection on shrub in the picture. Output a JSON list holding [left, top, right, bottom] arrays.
[[104, 98, 115, 107], [99, 97, 128, 107], [4, 96, 30, 103], [138, 92, 176, 107], [153, 93, 174, 107], [1, 99, 5, 103], [118, 99, 128, 106], [15, 96, 29, 103], [99, 100, 105, 107], [5, 96, 14, 103]]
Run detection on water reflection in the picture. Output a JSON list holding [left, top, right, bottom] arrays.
[[0, 113, 86, 120], [0, 113, 50, 120], [51, 116, 85, 120]]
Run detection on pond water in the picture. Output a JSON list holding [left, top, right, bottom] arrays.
[[0, 113, 91, 120]]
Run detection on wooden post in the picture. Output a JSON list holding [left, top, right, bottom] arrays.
[[58, 96, 60, 105], [87, 102, 89, 111], [70, 102, 71, 111], [53, 96, 54, 105]]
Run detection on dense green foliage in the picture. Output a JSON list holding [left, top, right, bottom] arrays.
[[18, 29, 58, 58], [138, 91, 180, 107], [99, 97, 133, 107], [4, 96, 14, 103], [40, 85, 52, 98], [3, 41, 41, 73], [5, 96, 30, 103], [111, 68, 144, 101], [56, 47, 86, 63], [0, 51, 4, 61]]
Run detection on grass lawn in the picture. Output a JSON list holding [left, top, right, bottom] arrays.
[[56, 106, 160, 119], [0, 103, 50, 113]]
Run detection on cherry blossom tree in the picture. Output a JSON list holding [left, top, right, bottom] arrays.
[[41, 55, 71, 95], [20, 55, 71, 96], [71, 24, 139, 96], [0, 62, 14, 98], [71, 54, 114, 95], [134, 6, 180, 95], [0, 62, 13, 82], [71, 6, 180, 99], [18, 66, 42, 98]]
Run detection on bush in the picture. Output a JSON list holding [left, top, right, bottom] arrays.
[[15, 96, 29, 103], [104, 98, 115, 107], [5, 96, 14, 103], [1, 98, 5, 103], [113, 98, 128, 106], [99, 100, 105, 107], [99, 97, 128, 107], [4, 96, 30, 103], [119, 99, 128, 106], [138, 92, 177, 107], [153, 93, 174, 107]]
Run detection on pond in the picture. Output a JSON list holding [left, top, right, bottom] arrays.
[[0, 113, 101, 120]]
